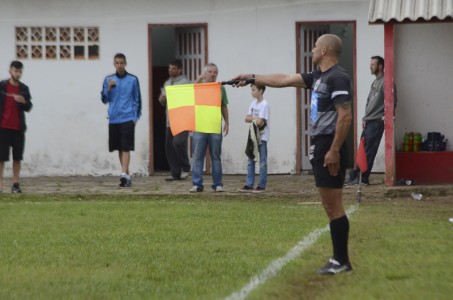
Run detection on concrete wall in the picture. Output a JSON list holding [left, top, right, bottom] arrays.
[[0, 0, 383, 176]]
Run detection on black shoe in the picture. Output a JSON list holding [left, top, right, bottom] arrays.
[[252, 186, 266, 194], [238, 185, 254, 193], [189, 185, 203, 193], [317, 258, 353, 275], [165, 175, 179, 181], [344, 177, 359, 186], [12, 183, 22, 193], [119, 176, 132, 187], [345, 177, 369, 186]]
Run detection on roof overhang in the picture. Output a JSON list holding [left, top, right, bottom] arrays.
[[369, 0, 453, 24]]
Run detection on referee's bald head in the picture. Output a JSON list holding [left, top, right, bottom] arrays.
[[319, 34, 342, 58]]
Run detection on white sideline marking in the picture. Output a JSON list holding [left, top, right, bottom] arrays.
[[225, 204, 359, 300]]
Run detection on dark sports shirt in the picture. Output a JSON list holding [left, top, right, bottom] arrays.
[[301, 64, 352, 137]]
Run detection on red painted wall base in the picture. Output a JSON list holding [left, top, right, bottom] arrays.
[[395, 152, 453, 185]]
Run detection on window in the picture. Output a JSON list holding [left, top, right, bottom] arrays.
[[15, 27, 100, 60]]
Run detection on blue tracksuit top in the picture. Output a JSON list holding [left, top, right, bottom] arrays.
[[101, 72, 142, 124]]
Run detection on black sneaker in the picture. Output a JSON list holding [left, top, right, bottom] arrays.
[[119, 176, 132, 187], [165, 175, 179, 181], [238, 185, 254, 193], [252, 186, 266, 194], [12, 183, 22, 193], [317, 258, 353, 275], [344, 177, 359, 186], [361, 178, 370, 186], [189, 185, 203, 193]]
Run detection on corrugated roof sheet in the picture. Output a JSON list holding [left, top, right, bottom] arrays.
[[369, 0, 453, 23]]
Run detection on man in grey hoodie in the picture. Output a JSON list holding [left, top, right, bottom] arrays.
[[345, 55, 397, 186], [159, 60, 191, 181]]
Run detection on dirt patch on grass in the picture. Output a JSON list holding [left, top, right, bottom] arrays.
[[1, 174, 451, 204]]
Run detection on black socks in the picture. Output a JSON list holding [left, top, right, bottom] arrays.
[[329, 215, 350, 264]]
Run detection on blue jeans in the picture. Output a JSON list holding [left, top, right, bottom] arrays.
[[246, 141, 267, 188], [353, 119, 384, 180], [192, 132, 223, 190]]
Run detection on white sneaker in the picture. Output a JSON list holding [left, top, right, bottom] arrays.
[[189, 186, 202, 193], [215, 186, 224, 192], [180, 172, 189, 180]]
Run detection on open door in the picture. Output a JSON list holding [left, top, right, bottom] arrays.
[[296, 22, 356, 174], [148, 24, 208, 175]]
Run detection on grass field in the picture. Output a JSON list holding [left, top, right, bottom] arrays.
[[1, 193, 452, 299]]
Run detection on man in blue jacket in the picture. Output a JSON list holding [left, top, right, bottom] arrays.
[[101, 53, 141, 187], [0, 60, 32, 193]]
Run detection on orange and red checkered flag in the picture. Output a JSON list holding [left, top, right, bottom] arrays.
[[165, 82, 222, 136], [356, 136, 368, 173]]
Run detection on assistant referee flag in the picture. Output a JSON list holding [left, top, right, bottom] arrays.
[[356, 136, 368, 173], [165, 82, 222, 135]]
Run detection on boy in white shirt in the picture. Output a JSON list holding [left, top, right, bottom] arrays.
[[239, 84, 270, 193]]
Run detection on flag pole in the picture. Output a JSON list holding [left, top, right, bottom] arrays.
[[357, 172, 362, 203]]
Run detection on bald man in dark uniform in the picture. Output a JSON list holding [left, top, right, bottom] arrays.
[[232, 34, 353, 275]]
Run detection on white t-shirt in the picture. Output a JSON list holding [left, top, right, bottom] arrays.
[[247, 99, 270, 142]]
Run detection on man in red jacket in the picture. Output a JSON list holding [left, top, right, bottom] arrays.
[[0, 61, 33, 193]]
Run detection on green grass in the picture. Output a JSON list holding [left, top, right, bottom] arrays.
[[1, 195, 452, 299], [248, 199, 453, 300], [0, 195, 323, 299]]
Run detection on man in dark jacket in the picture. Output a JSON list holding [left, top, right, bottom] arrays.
[[0, 61, 33, 193]]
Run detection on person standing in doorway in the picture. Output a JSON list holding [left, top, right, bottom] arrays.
[[238, 83, 270, 193], [0, 60, 33, 193], [232, 34, 353, 275], [159, 59, 191, 181], [189, 63, 229, 192], [101, 53, 142, 187], [344, 55, 397, 186]]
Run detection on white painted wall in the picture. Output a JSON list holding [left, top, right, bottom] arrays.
[[0, 0, 382, 176], [394, 23, 453, 151]]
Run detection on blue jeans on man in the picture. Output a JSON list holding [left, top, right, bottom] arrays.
[[246, 141, 267, 189], [192, 132, 223, 190]]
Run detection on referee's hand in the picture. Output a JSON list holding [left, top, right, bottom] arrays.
[[324, 150, 340, 176]]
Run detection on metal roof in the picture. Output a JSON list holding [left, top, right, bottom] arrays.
[[369, 0, 453, 23]]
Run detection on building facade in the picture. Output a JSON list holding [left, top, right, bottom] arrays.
[[0, 0, 385, 176]]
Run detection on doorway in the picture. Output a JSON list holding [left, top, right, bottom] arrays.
[[148, 24, 208, 175], [296, 21, 357, 174]]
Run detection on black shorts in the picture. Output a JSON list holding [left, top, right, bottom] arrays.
[[0, 128, 25, 161], [109, 120, 135, 152], [310, 135, 347, 188]]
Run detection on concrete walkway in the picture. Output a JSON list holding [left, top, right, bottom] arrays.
[[2, 173, 452, 201]]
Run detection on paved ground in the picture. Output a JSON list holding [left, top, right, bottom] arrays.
[[2, 173, 452, 201]]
